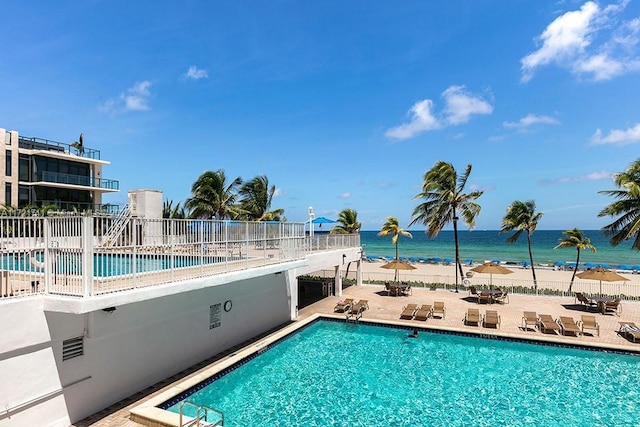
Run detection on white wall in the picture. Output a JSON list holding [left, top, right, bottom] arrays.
[[0, 273, 291, 426]]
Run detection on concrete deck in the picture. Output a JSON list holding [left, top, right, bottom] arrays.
[[73, 284, 640, 426]]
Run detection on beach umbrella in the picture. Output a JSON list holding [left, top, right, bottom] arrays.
[[491, 259, 501, 264], [381, 259, 416, 282], [617, 264, 631, 271], [553, 261, 565, 266], [443, 258, 453, 265], [584, 262, 597, 268], [311, 216, 336, 230], [576, 267, 628, 295], [522, 260, 531, 267], [471, 262, 513, 285], [464, 258, 474, 265], [598, 263, 610, 269]]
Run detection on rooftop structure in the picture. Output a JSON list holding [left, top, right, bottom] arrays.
[[0, 128, 119, 213]]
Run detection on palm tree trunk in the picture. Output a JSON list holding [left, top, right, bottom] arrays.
[[394, 241, 399, 282], [527, 232, 537, 289], [453, 214, 461, 292], [568, 249, 580, 293]]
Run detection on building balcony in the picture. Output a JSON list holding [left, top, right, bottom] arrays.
[[28, 171, 119, 191], [19, 136, 101, 160]]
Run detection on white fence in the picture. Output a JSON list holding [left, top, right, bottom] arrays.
[[0, 216, 359, 298], [313, 269, 640, 300]]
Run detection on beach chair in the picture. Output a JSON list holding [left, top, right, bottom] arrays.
[[575, 293, 597, 311], [432, 301, 446, 319], [468, 286, 479, 302], [413, 304, 432, 321], [603, 298, 622, 316], [346, 300, 369, 321], [579, 315, 600, 336], [464, 308, 480, 326], [558, 316, 582, 337], [483, 310, 500, 329], [399, 303, 418, 320], [478, 292, 491, 304], [494, 290, 509, 304], [537, 314, 561, 334], [618, 322, 640, 343], [334, 298, 354, 313], [522, 311, 538, 331]]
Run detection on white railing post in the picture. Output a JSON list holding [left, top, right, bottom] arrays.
[[82, 217, 94, 297]]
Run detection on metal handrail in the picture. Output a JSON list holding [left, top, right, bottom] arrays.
[[179, 400, 224, 426]]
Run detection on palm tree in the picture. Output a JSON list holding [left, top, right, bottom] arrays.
[[331, 208, 362, 279], [162, 200, 186, 219], [185, 170, 243, 219], [330, 209, 361, 234], [410, 161, 482, 292], [555, 228, 596, 292], [599, 159, 640, 249], [378, 216, 412, 281], [500, 200, 543, 288], [238, 175, 284, 221]]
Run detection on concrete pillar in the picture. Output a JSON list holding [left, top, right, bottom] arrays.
[[356, 259, 363, 286], [285, 270, 298, 320], [334, 265, 343, 297]]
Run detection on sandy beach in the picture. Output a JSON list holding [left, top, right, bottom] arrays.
[[349, 259, 640, 297]]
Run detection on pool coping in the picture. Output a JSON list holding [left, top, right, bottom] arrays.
[[130, 313, 640, 426]]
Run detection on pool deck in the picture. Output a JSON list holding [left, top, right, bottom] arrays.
[[73, 284, 640, 426]]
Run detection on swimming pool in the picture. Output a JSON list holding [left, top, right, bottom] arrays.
[[162, 319, 640, 426], [0, 253, 227, 277]]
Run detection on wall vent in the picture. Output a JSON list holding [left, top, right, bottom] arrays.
[[62, 336, 84, 361]]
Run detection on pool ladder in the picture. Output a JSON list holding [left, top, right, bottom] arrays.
[[179, 400, 224, 426]]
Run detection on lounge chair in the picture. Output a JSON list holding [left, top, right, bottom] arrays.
[[432, 301, 446, 319], [464, 308, 480, 326], [388, 285, 400, 297], [494, 290, 509, 304], [469, 286, 479, 302], [399, 303, 418, 320], [483, 310, 500, 328], [334, 298, 354, 313], [558, 316, 582, 337], [346, 300, 369, 320], [413, 304, 432, 321], [537, 314, 561, 334], [575, 292, 597, 311], [603, 298, 622, 316], [579, 315, 600, 336], [618, 322, 640, 343], [478, 292, 491, 304], [522, 311, 538, 331]]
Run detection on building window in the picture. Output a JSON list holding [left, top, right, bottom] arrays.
[[5, 150, 11, 176], [5, 183, 11, 205]]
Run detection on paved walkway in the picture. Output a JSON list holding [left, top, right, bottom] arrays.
[[73, 284, 640, 426]]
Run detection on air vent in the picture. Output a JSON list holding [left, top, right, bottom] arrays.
[[62, 336, 84, 361]]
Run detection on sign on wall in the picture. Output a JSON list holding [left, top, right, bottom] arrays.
[[209, 303, 221, 329]]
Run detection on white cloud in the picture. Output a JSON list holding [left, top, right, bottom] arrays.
[[384, 99, 439, 140], [100, 81, 152, 113], [338, 192, 351, 199], [385, 86, 492, 140], [184, 66, 208, 80], [442, 85, 493, 125], [503, 113, 560, 130], [273, 187, 285, 197], [539, 170, 611, 185], [591, 123, 640, 145], [521, 0, 639, 82]]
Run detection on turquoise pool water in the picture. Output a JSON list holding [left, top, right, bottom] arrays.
[[164, 320, 640, 426], [0, 253, 223, 277]]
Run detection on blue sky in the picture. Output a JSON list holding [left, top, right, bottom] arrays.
[[2, 1, 640, 231]]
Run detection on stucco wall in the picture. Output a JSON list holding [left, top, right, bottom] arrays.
[[0, 273, 291, 426]]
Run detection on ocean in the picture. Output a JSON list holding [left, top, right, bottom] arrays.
[[358, 229, 640, 268]]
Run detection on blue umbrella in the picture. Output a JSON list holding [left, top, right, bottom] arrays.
[[617, 264, 632, 270], [522, 260, 531, 266], [311, 216, 336, 229], [443, 258, 454, 264], [554, 261, 566, 266], [584, 262, 597, 268], [632, 265, 640, 271], [409, 256, 419, 262], [491, 259, 501, 264], [598, 263, 610, 269], [464, 258, 474, 265], [429, 257, 442, 263], [419, 257, 428, 263]]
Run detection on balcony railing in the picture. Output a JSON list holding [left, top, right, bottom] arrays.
[[36, 171, 119, 190], [19, 136, 101, 160], [0, 216, 358, 299]]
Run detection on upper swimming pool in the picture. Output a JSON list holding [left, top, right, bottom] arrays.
[[0, 253, 227, 277], [162, 319, 640, 426]]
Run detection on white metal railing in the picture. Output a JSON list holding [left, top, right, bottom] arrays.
[[180, 400, 224, 426], [0, 216, 358, 299]]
